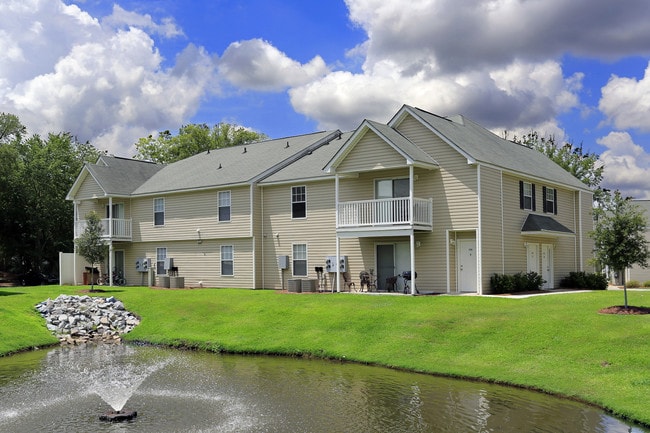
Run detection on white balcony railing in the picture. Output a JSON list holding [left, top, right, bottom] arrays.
[[74, 218, 132, 241], [337, 197, 432, 229]]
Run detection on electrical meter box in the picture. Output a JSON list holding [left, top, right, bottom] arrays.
[[277, 255, 289, 270]]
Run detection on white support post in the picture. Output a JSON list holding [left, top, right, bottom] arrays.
[[335, 236, 341, 293], [409, 165, 414, 225], [410, 232, 416, 295]]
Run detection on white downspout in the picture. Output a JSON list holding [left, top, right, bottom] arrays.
[[73, 201, 78, 285]]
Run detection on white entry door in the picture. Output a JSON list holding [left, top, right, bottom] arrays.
[[541, 244, 553, 289], [458, 239, 477, 293], [526, 243, 539, 274]]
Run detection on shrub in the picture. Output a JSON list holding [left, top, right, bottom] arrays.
[[491, 272, 544, 294], [626, 280, 642, 288], [560, 271, 608, 290], [643, 280, 650, 288]]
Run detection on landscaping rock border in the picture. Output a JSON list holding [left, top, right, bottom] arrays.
[[35, 295, 140, 345]]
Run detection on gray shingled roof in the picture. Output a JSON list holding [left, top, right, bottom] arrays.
[[85, 155, 163, 196], [521, 214, 574, 235], [401, 106, 591, 191], [260, 131, 353, 184], [132, 131, 340, 195]]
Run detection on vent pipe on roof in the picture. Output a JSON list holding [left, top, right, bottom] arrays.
[[218, 163, 222, 169], [243, 147, 247, 153], [285, 141, 289, 148]]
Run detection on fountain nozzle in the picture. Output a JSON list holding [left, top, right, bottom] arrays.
[[99, 409, 138, 422]]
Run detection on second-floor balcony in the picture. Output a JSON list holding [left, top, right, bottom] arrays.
[[337, 197, 432, 233], [74, 218, 132, 241]]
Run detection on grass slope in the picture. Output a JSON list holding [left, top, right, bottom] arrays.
[[1, 286, 649, 427]]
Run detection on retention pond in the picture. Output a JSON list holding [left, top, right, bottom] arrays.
[[0, 344, 647, 432]]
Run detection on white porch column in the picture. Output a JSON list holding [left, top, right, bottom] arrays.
[[108, 241, 114, 287], [410, 232, 416, 295], [335, 173, 340, 293], [409, 165, 414, 225], [108, 197, 113, 238], [409, 166, 416, 295], [73, 201, 79, 285], [335, 235, 341, 293]]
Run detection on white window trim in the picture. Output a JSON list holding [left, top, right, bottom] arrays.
[[523, 182, 533, 211], [291, 185, 307, 219], [153, 197, 165, 226], [220, 245, 234, 277], [292, 243, 308, 277], [218, 190, 231, 222], [156, 247, 167, 275]]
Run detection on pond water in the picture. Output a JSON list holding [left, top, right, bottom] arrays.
[[0, 344, 647, 433]]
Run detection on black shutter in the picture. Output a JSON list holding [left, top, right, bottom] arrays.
[[531, 184, 536, 211], [542, 186, 547, 213], [519, 181, 524, 209], [554, 189, 558, 214]]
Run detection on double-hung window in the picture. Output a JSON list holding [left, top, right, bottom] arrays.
[[292, 244, 307, 276], [156, 247, 167, 275], [543, 186, 557, 214], [221, 245, 234, 276], [519, 181, 535, 211], [218, 191, 231, 222], [291, 186, 306, 219], [154, 198, 165, 226]]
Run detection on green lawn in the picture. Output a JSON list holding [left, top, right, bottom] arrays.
[[2, 286, 649, 427]]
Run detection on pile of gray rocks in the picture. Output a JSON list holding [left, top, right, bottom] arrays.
[[35, 294, 140, 345]]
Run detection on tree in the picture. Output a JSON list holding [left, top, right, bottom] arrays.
[[75, 212, 107, 292], [591, 190, 650, 308], [0, 113, 99, 277], [133, 122, 268, 163], [511, 131, 604, 190]]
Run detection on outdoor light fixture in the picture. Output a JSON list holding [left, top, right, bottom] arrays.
[[196, 228, 202, 244]]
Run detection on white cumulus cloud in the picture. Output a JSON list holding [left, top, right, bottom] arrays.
[[219, 38, 329, 91], [0, 0, 216, 156], [597, 131, 650, 199], [599, 62, 650, 133]]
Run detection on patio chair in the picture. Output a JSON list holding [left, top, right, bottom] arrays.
[[359, 271, 375, 292], [385, 276, 398, 292], [342, 271, 356, 292]]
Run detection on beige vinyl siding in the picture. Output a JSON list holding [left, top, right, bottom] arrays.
[[125, 238, 254, 288], [579, 191, 595, 272], [337, 132, 406, 173], [261, 180, 343, 289], [396, 115, 478, 230], [251, 184, 264, 288], [260, 180, 368, 291], [628, 201, 650, 282], [132, 187, 251, 243], [502, 173, 583, 287], [479, 166, 504, 293], [75, 173, 104, 200], [396, 115, 477, 292]]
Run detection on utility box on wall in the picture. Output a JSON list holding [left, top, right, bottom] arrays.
[[325, 255, 348, 272], [135, 258, 150, 272], [277, 255, 289, 270]]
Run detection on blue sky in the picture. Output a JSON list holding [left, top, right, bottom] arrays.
[[2, 0, 650, 198]]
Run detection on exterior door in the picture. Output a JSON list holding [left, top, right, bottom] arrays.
[[526, 243, 539, 274], [458, 239, 477, 292], [541, 244, 553, 289], [376, 244, 395, 291]]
